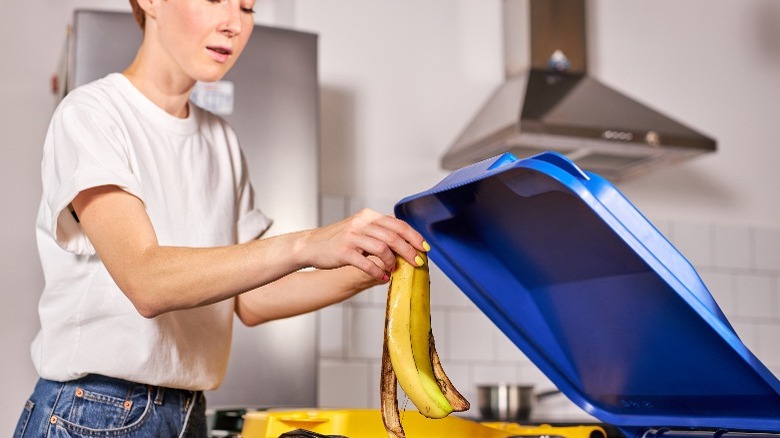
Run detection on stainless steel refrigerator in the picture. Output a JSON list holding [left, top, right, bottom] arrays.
[[58, 9, 319, 409]]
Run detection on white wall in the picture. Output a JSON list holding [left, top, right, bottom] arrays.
[[2, 0, 779, 433], [297, 0, 504, 200], [590, 0, 780, 227]]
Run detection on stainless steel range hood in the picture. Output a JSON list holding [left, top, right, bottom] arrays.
[[442, 0, 716, 181]]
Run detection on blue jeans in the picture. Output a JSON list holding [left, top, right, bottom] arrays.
[[14, 374, 207, 437]]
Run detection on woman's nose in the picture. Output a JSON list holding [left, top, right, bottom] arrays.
[[220, 2, 243, 36]]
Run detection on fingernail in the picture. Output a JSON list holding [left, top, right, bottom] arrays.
[[415, 255, 425, 267], [382, 273, 389, 282], [422, 241, 431, 252]]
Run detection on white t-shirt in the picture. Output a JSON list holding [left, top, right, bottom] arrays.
[[31, 73, 272, 390]]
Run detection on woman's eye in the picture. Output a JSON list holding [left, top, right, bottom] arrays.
[[240, 2, 255, 13], [207, 0, 253, 14]]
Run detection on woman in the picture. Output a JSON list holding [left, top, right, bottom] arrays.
[[14, 0, 428, 436]]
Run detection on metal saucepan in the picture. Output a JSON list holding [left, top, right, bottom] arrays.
[[476, 384, 562, 421]]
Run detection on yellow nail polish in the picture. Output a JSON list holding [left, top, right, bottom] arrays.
[[415, 255, 425, 267], [422, 241, 431, 252]]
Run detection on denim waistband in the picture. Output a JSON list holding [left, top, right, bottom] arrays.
[[64, 374, 203, 409], [15, 374, 207, 437]]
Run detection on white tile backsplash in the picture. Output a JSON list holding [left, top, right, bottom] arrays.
[[429, 261, 475, 308], [713, 223, 752, 270], [517, 361, 554, 386], [734, 273, 775, 319], [447, 309, 498, 361], [755, 227, 780, 272], [367, 360, 382, 410], [361, 283, 388, 306], [472, 363, 519, 386], [495, 329, 529, 363], [317, 305, 345, 358], [430, 308, 448, 357], [348, 305, 385, 359], [317, 360, 371, 408], [315, 195, 780, 419]]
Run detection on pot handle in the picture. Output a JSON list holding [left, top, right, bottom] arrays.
[[536, 389, 562, 400]]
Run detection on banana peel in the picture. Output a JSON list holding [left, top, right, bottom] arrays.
[[429, 330, 470, 412], [380, 339, 404, 438], [381, 252, 469, 437]]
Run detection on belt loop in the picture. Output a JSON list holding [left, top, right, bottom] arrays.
[[153, 386, 165, 405]]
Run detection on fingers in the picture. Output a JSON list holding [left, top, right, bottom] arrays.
[[346, 231, 397, 276], [351, 209, 429, 272], [348, 251, 389, 282], [307, 209, 430, 282]]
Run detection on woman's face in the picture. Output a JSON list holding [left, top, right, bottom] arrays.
[[150, 0, 256, 83]]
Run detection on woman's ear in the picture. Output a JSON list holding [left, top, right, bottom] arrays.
[[135, 0, 157, 21]]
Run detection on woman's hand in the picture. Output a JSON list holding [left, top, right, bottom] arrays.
[[234, 208, 430, 325], [296, 208, 428, 281]]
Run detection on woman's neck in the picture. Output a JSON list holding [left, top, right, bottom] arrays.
[[122, 45, 195, 119]]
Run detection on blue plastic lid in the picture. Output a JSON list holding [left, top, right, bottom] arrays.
[[395, 152, 780, 434]]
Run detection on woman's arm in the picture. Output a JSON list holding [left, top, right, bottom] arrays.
[[71, 185, 426, 318], [235, 266, 378, 326]]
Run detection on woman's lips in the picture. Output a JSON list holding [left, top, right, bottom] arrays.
[[207, 46, 233, 63]]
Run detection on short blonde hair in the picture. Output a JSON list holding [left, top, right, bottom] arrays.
[[129, 0, 145, 29]]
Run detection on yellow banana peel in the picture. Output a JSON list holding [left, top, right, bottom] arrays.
[[381, 252, 469, 437]]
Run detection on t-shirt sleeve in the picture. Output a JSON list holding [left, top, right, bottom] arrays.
[[41, 99, 144, 255], [235, 150, 272, 243]]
